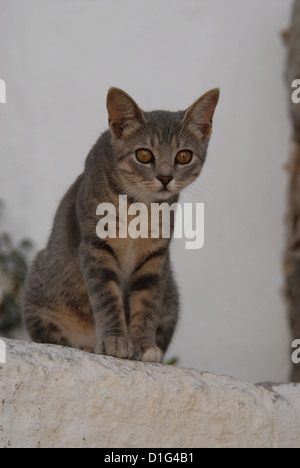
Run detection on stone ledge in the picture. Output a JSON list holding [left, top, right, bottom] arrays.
[[0, 338, 300, 448]]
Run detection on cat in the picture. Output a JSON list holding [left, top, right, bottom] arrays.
[[22, 87, 219, 362]]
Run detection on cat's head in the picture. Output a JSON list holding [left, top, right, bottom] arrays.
[[106, 87, 219, 203]]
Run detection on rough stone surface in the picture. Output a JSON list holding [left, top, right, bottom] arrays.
[[0, 338, 300, 448]]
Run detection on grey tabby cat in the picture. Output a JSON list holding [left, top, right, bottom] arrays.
[[22, 87, 219, 362]]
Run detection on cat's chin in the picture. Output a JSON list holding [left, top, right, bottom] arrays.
[[132, 189, 175, 205], [150, 189, 176, 202]]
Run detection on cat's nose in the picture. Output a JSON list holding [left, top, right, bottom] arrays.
[[157, 175, 173, 188]]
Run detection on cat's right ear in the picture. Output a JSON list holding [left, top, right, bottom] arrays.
[[106, 88, 144, 139]]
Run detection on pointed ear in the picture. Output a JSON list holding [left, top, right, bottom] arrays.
[[183, 88, 220, 139], [106, 87, 144, 138]]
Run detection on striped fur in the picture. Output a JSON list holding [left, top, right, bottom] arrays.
[[22, 87, 219, 362]]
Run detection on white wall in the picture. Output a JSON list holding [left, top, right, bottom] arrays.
[[0, 0, 293, 382]]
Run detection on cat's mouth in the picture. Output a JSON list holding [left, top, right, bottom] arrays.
[[134, 182, 176, 203], [154, 186, 175, 200]]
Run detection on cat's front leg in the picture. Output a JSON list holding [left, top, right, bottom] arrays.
[[129, 283, 164, 363], [128, 255, 167, 363], [79, 240, 134, 359]]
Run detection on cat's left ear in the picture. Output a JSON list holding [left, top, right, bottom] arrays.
[[182, 88, 220, 139], [106, 87, 145, 139]]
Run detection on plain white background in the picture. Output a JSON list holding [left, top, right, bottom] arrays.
[[0, 0, 294, 382]]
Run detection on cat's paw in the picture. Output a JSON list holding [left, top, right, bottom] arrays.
[[95, 336, 134, 359], [141, 346, 163, 363], [132, 344, 163, 363]]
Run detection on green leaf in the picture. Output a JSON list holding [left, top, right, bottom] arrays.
[[166, 357, 179, 366]]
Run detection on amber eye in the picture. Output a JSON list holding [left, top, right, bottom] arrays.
[[175, 150, 193, 165], [136, 149, 153, 164]]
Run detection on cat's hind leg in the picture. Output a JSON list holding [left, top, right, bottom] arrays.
[[23, 306, 71, 347]]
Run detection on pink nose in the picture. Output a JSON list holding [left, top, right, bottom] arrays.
[[157, 176, 173, 188]]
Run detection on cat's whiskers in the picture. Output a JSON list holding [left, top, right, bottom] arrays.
[[122, 185, 148, 203], [181, 183, 213, 204]]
